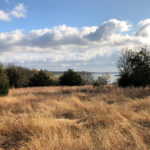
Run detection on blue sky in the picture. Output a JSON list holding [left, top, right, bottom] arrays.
[[0, 0, 150, 72], [1, 0, 150, 31]]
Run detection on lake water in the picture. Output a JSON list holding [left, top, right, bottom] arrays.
[[92, 72, 118, 83]]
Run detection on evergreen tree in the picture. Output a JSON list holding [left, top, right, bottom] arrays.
[[59, 69, 83, 86], [117, 48, 150, 87], [29, 70, 53, 86]]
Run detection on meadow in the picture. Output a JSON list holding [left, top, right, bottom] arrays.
[[0, 86, 150, 150]]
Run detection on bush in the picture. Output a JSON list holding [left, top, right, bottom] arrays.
[[29, 70, 54, 87], [78, 72, 94, 84], [0, 66, 9, 96], [93, 80, 100, 88], [6, 65, 27, 88], [117, 48, 150, 87], [93, 73, 111, 87], [0, 77, 9, 96], [59, 69, 84, 86]]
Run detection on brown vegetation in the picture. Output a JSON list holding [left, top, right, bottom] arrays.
[[0, 86, 150, 150]]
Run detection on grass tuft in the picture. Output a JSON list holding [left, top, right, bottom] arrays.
[[0, 86, 150, 149]]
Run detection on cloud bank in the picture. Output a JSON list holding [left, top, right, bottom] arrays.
[[0, 3, 26, 21], [0, 19, 150, 71]]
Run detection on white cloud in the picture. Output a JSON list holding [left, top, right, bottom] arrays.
[[0, 3, 27, 21], [135, 19, 150, 38], [0, 10, 10, 21], [86, 19, 131, 41], [10, 3, 26, 18], [0, 19, 150, 71]]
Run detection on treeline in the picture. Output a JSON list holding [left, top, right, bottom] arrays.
[[0, 47, 149, 96], [0, 64, 58, 89], [0, 65, 86, 96], [0, 64, 61, 95], [0, 63, 111, 95]]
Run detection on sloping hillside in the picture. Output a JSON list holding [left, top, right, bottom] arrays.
[[0, 86, 150, 150]]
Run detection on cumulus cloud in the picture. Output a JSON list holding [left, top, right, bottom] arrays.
[[135, 19, 150, 38], [0, 10, 10, 21], [0, 3, 27, 21], [86, 19, 131, 41], [0, 19, 150, 70]]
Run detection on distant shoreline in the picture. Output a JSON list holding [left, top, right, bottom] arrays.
[[51, 71, 118, 74]]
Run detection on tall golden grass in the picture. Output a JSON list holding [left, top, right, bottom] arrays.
[[0, 86, 150, 150]]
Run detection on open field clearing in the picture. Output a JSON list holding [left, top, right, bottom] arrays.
[[0, 86, 150, 150]]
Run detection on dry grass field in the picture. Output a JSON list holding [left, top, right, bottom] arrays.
[[0, 86, 150, 150]]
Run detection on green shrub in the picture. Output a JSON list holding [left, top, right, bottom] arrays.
[[93, 80, 100, 88], [59, 69, 84, 86], [0, 69, 9, 96], [6, 65, 27, 88], [0, 77, 9, 96], [29, 70, 54, 87]]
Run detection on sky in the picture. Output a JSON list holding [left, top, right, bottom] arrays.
[[0, 0, 150, 72]]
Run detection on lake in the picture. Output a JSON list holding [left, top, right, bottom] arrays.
[[92, 72, 118, 83]]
